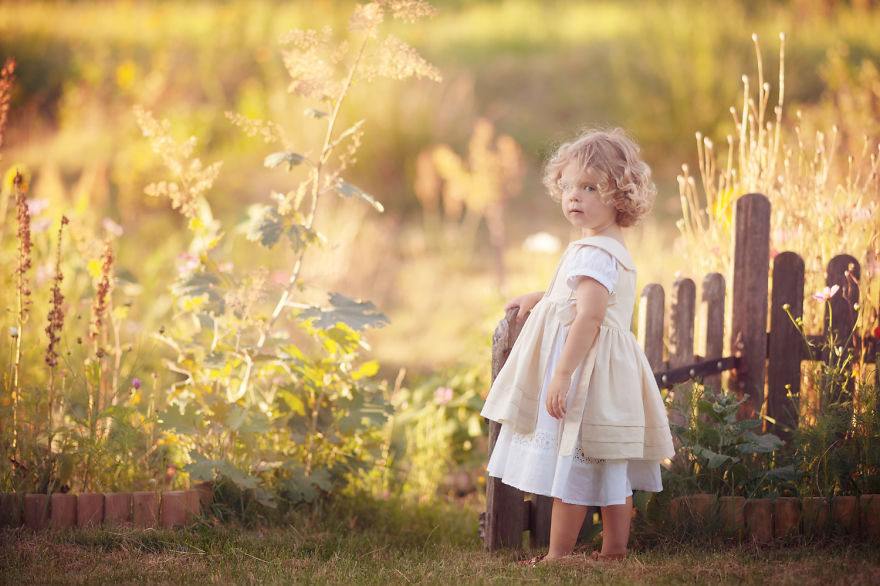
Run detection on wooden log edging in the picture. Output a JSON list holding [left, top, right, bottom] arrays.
[[671, 494, 880, 541], [0, 489, 210, 531]]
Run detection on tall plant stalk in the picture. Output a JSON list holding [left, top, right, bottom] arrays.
[[12, 171, 32, 462], [45, 216, 69, 461], [237, 35, 371, 403]]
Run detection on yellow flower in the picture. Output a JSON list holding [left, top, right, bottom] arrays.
[[116, 60, 136, 90], [3, 164, 30, 196]]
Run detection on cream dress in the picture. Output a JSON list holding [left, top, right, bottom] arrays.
[[485, 243, 666, 507]]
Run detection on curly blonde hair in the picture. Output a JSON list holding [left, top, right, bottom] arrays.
[[543, 128, 656, 227]]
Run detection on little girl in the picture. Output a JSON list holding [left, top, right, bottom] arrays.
[[482, 128, 675, 564]]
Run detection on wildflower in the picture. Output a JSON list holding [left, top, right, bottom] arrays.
[[434, 386, 454, 405], [101, 217, 124, 237], [26, 197, 50, 216], [874, 326, 880, 339], [131, 378, 142, 389], [177, 252, 199, 274], [31, 218, 51, 234], [812, 285, 840, 302]]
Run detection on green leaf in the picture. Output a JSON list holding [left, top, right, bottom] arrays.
[[227, 404, 247, 431], [299, 292, 389, 331], [159, 402, 201, 435], [332, 120, 365, 146], [279, 391, 306, 416], [265, 151, 306, 170], [246, 207, 284, 248], [216, 460, 260, 490], [281, 464, 333, 503], [738, 431, 783, 454], [333, 180, 384, 212], [351, 360, 379, 380], [184, 453, 219, 482], [254, 487, 277, 508], [175, 273, 222, 299], [693, 444, 738, 469], [56, 454, 75, 488]]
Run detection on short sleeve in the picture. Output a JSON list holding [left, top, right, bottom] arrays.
[[565, 245, 619, 294]]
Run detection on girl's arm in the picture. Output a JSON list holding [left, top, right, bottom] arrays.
[[545, 277, 609, 419], [504, 291, 545, 321]]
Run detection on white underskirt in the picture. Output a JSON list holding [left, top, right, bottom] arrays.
[[487, 320, 662, 507]]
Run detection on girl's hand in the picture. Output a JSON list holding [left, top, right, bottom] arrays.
[[504, 291, 544, 321], [545, 371, 572, 419]]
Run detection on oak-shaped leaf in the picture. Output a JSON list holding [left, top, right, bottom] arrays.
[[299, 292, 389, 331]]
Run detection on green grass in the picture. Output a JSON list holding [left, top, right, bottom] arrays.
[[2, 496, 880, 585]]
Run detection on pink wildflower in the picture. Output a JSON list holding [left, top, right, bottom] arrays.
[[102, 217, 124, 237], [434, 386, 454, 405], [131, 378, 142, 389], [812, 285, 840, 302]]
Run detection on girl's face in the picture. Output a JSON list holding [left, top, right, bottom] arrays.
[[557, 161, 618, 237]]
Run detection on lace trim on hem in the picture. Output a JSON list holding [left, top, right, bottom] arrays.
[[507, 430, 606, 465]]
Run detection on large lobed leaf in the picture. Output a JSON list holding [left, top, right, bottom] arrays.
[[299, 292, 389, 331]]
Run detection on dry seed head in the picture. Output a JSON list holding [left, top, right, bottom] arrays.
[[14, 171, 33, 321], [136, 106, 222, 219], [0, 57, 16, 157], [380, 0, 437, 22], [45, 216, 69, 368], [280, 28, 340, 99], [90, 238, 114, 343]]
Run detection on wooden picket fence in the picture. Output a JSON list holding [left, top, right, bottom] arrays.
[[482, 192, 879, 551]]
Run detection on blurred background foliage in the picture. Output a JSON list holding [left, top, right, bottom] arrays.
[[1, 0, 880, 505]]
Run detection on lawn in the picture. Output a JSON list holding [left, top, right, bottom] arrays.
[[2, 497, 880, 585]]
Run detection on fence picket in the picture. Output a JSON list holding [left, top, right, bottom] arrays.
[[729, 193, 771, 419], [701, 273, 725, 392], [768, 251, 805, 438], [639, 284, 665, 372], [670, 278, 696, 367], [824, 255, 861, 402]]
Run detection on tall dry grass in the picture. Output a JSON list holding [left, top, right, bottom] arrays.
[[676, 33, 879, 341]]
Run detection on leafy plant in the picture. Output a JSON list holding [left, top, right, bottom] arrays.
[[381, 365, 487, 502], [666, 382, 797, 498], [138, 1, 441, 509], [783, 290, 880, 497]]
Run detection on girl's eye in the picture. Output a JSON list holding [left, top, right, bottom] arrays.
[[584, 185, 596, 192]]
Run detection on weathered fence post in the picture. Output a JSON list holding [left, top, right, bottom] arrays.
[[825, 255, 861, 402], [669, 278, 695, 424], [701, 273, 726, 393], [485, 307, 525, 551], [669, 278, 696, 369], [638, 284, 665, 372], [767, 251, 805, 438], [485, 306, 597, 551], [729, 193, 771, 419]]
